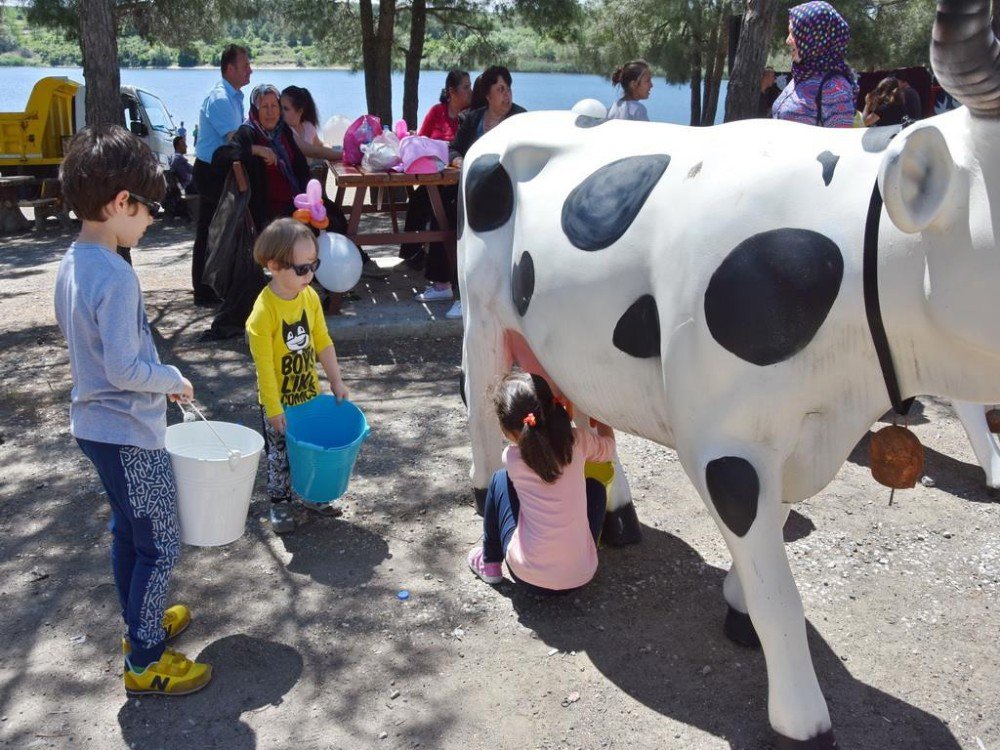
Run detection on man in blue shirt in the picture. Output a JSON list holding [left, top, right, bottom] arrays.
[[192, 44, 252, 305]]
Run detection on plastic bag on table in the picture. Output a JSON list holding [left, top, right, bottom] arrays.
[[342, 114, 382, 166], [361, 131, 402, 172]]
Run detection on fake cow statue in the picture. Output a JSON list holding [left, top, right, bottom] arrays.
[[459, 1, 1000, 746]]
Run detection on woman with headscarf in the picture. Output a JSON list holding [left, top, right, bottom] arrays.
[[202, 84, 351, 340], [772, 1, 858, 128]]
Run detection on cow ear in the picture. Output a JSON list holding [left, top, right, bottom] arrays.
[[878, 125, 955, 234]]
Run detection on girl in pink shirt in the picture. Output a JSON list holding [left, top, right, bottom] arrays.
[[467, 372, 616, 593]]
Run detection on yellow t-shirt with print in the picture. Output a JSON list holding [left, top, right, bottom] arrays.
[[246, 285, 334, 418]]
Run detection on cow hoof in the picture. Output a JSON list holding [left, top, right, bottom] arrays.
[[723, 606, 761, 648], [473, 487, 486, 516], [774, 729, 837, 749], [601, 503, 642, 546]]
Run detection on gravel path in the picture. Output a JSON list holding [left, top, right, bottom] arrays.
[[0, 222, 996, 749]]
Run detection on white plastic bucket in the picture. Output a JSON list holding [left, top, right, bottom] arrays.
[[165, 421, 264, 547]]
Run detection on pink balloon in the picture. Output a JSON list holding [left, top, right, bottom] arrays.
[[306, 179, 323, 204], [293, 194, 311, 210], [312, 204, 327, 221]]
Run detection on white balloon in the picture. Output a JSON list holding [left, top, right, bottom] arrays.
[[315, 231, 363, 293], [322, 115, 352, 149], [571, 98, 608, 119]]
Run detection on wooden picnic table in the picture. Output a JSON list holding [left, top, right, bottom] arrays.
[[0, 175, 38, 234], [331, 161, 460, 270]]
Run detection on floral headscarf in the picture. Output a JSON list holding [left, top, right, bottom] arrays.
[[247, 84, 303, 193], [789, 1, 858, 95]]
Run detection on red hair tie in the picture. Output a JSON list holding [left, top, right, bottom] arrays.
[[553, 396, 568, 410], [522, 413, 537, 427]]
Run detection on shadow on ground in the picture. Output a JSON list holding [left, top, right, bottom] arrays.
[[499, 524, 961, 750], [117, 635, 303, 749]]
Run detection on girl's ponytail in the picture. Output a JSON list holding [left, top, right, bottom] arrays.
[[495, 372, 575, 483]]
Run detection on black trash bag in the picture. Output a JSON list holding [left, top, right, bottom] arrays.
[[203, 168, 255, 300]]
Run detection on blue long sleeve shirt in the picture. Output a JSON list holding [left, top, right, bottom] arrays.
[[195, 78, 245, 163], [54, 242, 185, 450]]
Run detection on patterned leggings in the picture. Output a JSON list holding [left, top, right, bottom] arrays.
[[260, 406, 291, 502], [77, 438, 181, 668]]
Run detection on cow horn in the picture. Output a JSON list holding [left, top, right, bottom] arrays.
[[931, 0, 1000, 117]]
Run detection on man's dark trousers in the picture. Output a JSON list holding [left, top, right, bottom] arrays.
[[192, 159, 225, 302]]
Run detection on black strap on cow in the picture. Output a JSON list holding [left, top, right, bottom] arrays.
[[863, 180, 915, 417]]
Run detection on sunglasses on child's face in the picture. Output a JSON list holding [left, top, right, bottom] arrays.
[[128, 192, 161, 218], [288, 259, 321, 276]]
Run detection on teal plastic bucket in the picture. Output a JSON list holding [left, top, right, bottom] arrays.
[[285, 396, 369, 503]]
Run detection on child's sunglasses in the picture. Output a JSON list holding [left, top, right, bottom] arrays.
[[128, 192, 161, 218], [288, 259, 321, 276]]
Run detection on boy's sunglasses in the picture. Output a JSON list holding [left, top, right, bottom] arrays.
[[288, 259, 321, 276], [128, 192, 161, 218]]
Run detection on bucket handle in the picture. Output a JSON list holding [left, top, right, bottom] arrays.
[[176, 401, 242, 462]]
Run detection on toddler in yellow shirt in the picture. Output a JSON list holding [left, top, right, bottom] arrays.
[[246, 218, 349, 534]]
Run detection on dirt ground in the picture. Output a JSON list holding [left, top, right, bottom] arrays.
[[0, 219, 997, 750]]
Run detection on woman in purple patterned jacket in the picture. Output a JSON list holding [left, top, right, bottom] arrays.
[[772, 1, 858, 128]]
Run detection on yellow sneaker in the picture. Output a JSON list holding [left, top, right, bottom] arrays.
[[124, 648, 212, 696], [122, 604, 192, 656]]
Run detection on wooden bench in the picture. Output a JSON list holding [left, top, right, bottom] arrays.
[[18, 178, 72, 232]]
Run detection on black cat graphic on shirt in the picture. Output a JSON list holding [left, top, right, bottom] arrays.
[[280, 311, 317, 406], [283, 312, 310, 352]]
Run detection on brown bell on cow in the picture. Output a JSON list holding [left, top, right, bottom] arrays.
[[869, 425, 924, 489], [986, 408, 1000, 434]]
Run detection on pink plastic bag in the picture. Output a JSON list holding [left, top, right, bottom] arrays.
[[396, 136, 449, 174], [342, 115, 383, 166]]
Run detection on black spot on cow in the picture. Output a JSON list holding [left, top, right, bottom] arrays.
[[705, 457, 759, 537], [601, 501, 643, 546], [511, 251, 534, 316], [465, 154, 514, 232], [724, 607, 760, 648], [574, 115, 607, 128], [562, 154, 671, 251], [816, 151, 839, 186], [686, 161, 703, 180], [704, 229, 844, 366], [613, 295, 660, 358], [862, 124, 901, 152]]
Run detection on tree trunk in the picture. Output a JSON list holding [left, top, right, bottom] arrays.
[[689, 49, 703, 126], [402, 0, 427, 130], [701, 8, 728, 126], [359, 0, 395, 124], [78, 0, 122, 126], [724, 0, 779, 123]]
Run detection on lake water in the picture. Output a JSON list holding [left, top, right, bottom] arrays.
[[0, 66, 727, 131]]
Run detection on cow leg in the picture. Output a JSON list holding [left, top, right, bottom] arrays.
[[573, 408, 641, 546], [722, 504, 792, 649], [463, 322, 511, 515], [952, 400, 1000, 488], [695, 453, 834, 748]]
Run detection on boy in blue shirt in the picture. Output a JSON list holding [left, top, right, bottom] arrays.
[[54, 125, 212, 696]]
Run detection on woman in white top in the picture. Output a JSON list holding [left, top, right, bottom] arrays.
[[607, 59, 653, 121], [280, 86, 342, 164]]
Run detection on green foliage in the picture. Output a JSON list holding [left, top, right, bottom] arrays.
[[772, 0, 937, 70], [1, 0, 945, 74]]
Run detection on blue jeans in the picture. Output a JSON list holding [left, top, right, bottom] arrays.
[[481, 468, 606, 594], [77, 439, 181, 668]]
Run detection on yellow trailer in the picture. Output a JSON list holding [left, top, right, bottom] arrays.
[[0, 77, 81, 172], [0, 76, 178, 177]]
